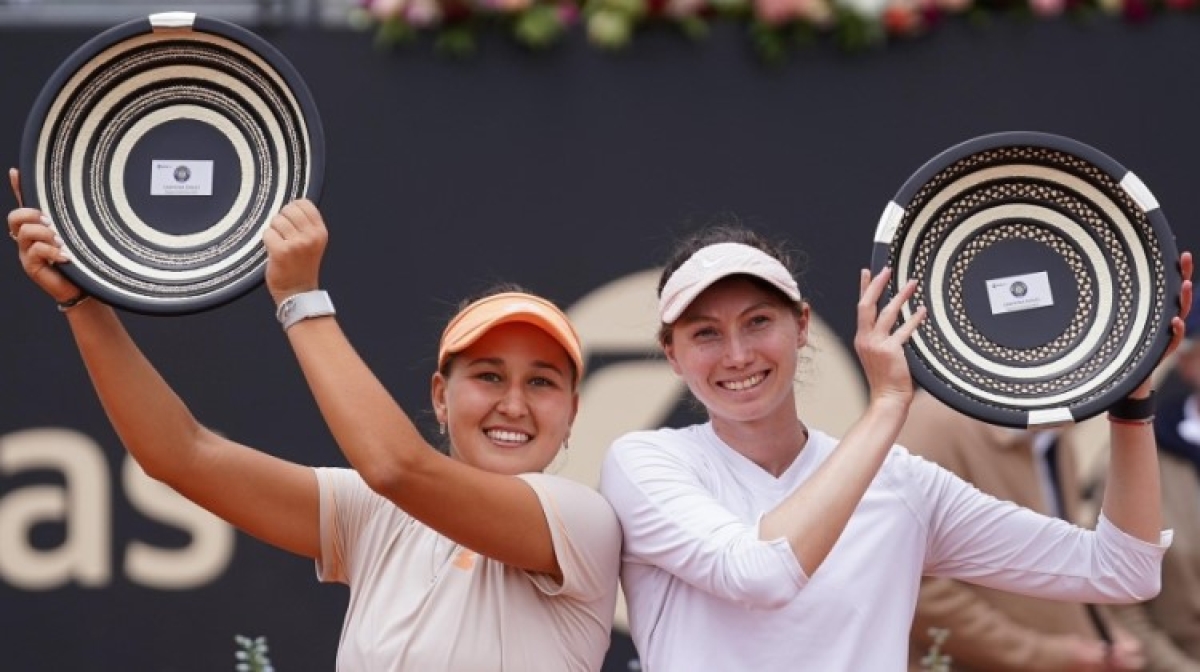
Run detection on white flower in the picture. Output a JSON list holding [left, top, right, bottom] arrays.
[[833, 0, 892, 18]]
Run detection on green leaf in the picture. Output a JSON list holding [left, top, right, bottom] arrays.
[[515, 5, 568, 47]]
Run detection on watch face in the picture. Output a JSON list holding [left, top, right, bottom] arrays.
[[872, 131, 1180, 428], [20, 12, 325, 316]]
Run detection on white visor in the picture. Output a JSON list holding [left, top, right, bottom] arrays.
[[658, 242, 802, 323]]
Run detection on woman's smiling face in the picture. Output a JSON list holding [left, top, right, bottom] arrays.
[[433, 321, 578, 475], [664, 276, 808, 426]]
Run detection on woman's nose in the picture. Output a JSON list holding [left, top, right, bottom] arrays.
[[496, 383, 529, 416], [723, 333, 753, 367]]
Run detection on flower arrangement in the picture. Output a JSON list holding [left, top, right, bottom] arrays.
[[354, 0, 1197, 60]]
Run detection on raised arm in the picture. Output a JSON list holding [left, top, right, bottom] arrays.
[[7, 180, 320, 559], [759, 268, 926, 575], [262, 199, 561, 576], [1103, 251, 1193, 543]]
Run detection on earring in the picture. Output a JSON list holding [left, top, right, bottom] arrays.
[[439, 423, 446, 436], [563, 438, 570, 451]]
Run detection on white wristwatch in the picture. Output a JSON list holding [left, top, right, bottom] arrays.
[[276, 290, 336, 331]]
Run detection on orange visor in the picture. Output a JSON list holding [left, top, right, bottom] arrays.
[[437, 292, 585, 384]]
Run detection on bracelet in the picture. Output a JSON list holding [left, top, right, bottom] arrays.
[[276, 290, 336, 331], [1107, 414, 1154, 426], [1107, 390, 1157, 422], [57, 291, 92, 313]]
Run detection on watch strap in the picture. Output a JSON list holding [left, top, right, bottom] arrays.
[[1107, 390, 1157, 422], [276, 290, 335, 331]]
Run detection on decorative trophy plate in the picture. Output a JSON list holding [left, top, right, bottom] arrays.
[[872, 131, 1180, 428], [20, 11, 324, 314]]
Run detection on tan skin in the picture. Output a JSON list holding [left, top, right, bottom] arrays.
[[8, 172, 573, 579]]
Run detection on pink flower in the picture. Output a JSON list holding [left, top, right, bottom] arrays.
[[665, 0, 707, 17], [755, 0, 795, 24], [883, 4, 921, 33], [754, 0, 831, 25], [405, 0, 443, 26], [485, 0, 534, 11], [558, 4, 581, 22], [1028, 0, 1065, 17], [370, 0, 407, 18]]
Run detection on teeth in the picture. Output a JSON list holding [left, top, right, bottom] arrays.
[[722, 373, 765, 391], [487, 429, 531, 444]]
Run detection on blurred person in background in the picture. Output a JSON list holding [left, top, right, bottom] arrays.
[[901, 390, 1145, 671]]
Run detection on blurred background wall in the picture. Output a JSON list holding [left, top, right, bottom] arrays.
[[0, 2, 1198, 669]]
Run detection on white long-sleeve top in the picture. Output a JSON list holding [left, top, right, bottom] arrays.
[[599, 423, 1170, 672]]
